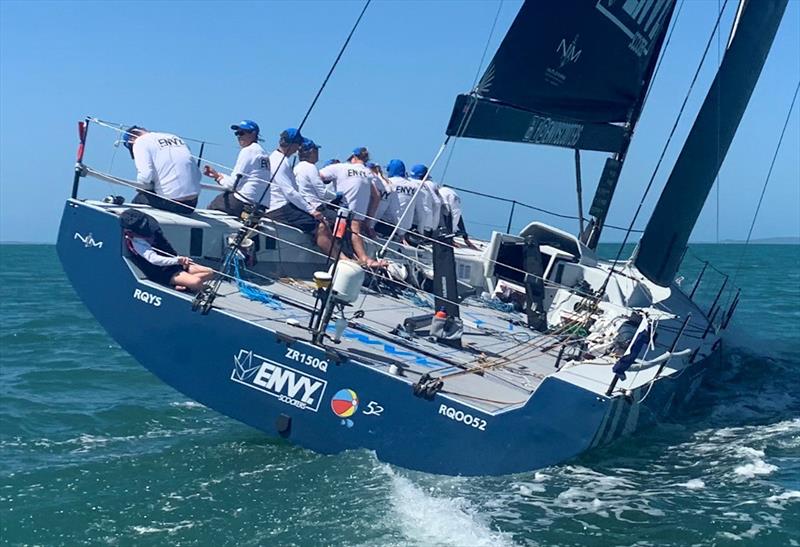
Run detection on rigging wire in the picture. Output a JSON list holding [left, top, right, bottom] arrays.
[[731, 80, 800, 286], [597, 0, 731, 296]]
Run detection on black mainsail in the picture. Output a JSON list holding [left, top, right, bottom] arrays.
[[634, 0, 788, 287], [445, 0, 675, 153]]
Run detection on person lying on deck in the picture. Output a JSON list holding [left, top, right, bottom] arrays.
[[120, 209, 213, 292]]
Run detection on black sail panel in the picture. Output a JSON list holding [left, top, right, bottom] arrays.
[[447, 0, 675, 150], [634, 0, 788, 287]]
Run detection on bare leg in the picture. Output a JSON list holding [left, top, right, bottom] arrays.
[[186, 264, 214, 281], [170, 271, 206, 292], [315, 222, 335, 255]]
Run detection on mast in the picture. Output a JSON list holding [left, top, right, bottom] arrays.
[[634, 0, 788, 287]]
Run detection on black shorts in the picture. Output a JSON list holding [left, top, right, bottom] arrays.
[[375, 220, 396, 237], [265, 203, 318, 234], [209, 192, 247, 218], [133, 256, 183, 286], [133, 192, 197, 215]]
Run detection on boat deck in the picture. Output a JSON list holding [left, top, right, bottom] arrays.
[[204, 276, 564, 415]]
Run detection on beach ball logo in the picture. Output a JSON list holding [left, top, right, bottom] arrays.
[[331, 389, 359, 427]]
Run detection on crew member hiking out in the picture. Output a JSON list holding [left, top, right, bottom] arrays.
[[204, 120, 271, 218], [123, 126, 201, 215], [264, 128, 336, 255]]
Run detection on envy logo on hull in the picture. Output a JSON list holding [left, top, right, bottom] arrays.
[[133, 288, 161, 307], [231, 350, 327, 412]]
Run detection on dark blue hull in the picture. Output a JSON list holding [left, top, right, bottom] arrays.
[[57, 201, 711, 475]]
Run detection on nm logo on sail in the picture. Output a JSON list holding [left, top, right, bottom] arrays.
[[231, 350, 327, 412]]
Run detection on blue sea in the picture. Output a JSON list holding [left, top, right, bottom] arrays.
[[1, 243, 798, 546]]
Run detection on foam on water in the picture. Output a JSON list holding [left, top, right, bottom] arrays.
[[381, 465, 518, 547]]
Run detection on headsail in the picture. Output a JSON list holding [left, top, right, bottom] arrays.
[[634, 0, 788, 287], [446, 0, 675, 152]]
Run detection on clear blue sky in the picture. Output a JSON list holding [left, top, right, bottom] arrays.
[[1, 0, 798, 243]]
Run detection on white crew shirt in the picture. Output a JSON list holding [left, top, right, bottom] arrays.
[[129, 236, 180, 267], [390, 176, 430, 235], [319, 162, 372, 220], [371, 175, 400, 228], [132, 132, 201, 200], [267, 150, 316, 214], [423, 179, 443, 231], [294, 160, 335, 209], [438, 186, 463, 230], [217, 142, 271, 207]]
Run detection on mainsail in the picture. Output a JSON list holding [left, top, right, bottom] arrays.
[[446, 0, 675, 153], [635, 0, 788, 287]]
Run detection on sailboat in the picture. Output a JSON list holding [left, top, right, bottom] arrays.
[[57, 0, 788, 476]]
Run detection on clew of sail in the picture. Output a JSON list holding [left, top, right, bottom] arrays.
[[635, 0, 788, 287], [446, 0, 675, 152]]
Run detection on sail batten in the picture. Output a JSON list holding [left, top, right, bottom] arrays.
[[635, 0, 788, 287], [447, 0, 676, 150]]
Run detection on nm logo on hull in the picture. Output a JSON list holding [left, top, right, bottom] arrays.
[[231, 350, 327, 412]]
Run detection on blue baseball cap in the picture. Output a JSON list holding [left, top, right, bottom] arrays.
[[300, 138, 321, 151], [386, 159, 406, 178], [365, 161, 376, 169], [230, 120, 260, 134], [349, 146, 369, 161], [280, 127, 304, 145], [323, 159, 340, 167], [410, 164, 428, 179]]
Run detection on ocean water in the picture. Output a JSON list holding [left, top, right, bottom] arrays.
[[1, 243, 798, 546]]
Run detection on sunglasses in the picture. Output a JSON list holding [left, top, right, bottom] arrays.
[[234, 130, 253, 136]]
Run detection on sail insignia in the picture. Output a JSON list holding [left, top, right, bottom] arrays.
[[446, 0, 676, 152]]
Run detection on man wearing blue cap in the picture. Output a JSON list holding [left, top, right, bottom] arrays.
[[265, 129, 335, 255], [319, 147, 386, 268], [203, 120, 271, 217], [123, 126, 201, 215], [409, 164, 442, 236], [388, 160, 432, 245], [294, 138, 337, 221]]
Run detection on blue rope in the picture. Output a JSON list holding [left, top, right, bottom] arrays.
[[403, 289, 432, 309], [232, 256, 284, 310]]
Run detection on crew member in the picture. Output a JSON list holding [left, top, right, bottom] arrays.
[[366, 162, 400, 238], [265, 129, 335, 255], [203, 120, 271, 217], [319, 147, 386, 268], [438, 185, 478, 249], [294, 138, 337, 223], [409, 164, 442, 235], [120, 209, 213, 292], [123, 126, 202, 215], [387, 159, 431, 245]]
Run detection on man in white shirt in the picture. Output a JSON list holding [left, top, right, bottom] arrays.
[[123, 126, 202, 215], [294, 138, 337, 223], [438, 185, 478, 249], [319, 147, 385, 268], [203, 120, 271, 218], [387, 159, 431, 245], [365, 162, 400, 238], [264, 128, 334, 255], [409, 164, 442, 235]]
